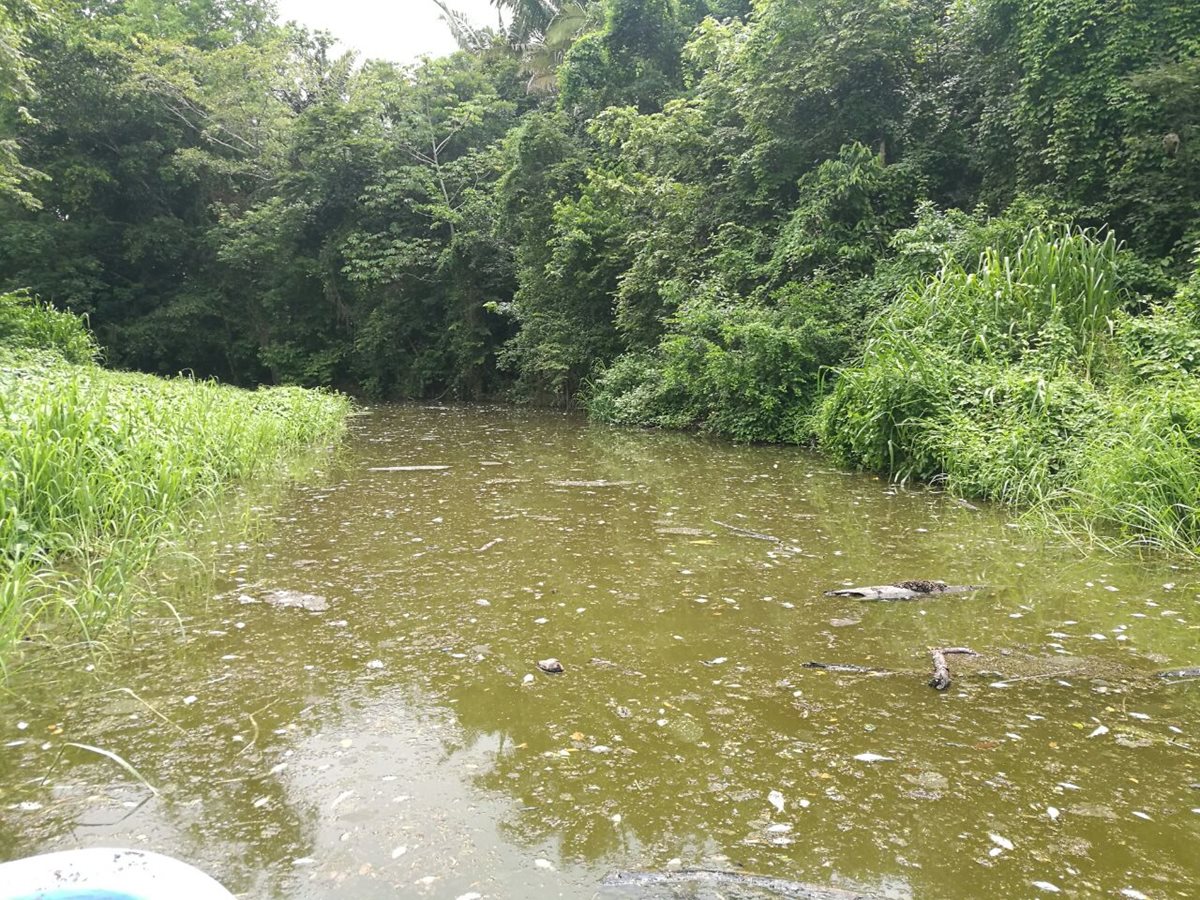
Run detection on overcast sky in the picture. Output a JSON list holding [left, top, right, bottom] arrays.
[[275, 0, 502, 63]]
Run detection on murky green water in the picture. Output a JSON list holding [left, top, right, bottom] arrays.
[[2, 406, 1199, 899]]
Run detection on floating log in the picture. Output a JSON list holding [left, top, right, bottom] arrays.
[[600, 868, 878, 899], [929, 647, 978, 690]]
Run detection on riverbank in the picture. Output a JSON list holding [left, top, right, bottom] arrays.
[[0, 293, 350, 668], [588, 224, 1200, 557]]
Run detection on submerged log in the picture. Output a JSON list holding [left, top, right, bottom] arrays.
[[802, 661, 893, 675], [928, 647, 978, 690], [601, 868, 879, 899], [824, 581, 983, 601]]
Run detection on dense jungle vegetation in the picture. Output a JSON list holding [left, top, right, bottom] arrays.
[[2, 0, 1199, 552]]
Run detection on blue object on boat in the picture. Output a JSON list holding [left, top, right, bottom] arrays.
[[0, 848, 235, 899]]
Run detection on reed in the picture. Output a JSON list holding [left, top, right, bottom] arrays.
[[0, 294, 350, 667]]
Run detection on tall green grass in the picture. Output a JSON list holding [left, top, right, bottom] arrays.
[[817, 228, 1200, 555], [0, 293, 350, 667]]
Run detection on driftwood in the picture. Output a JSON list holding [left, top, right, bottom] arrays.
[[824, 580, 983, 601], [928, 647, 979, 690], [712, 520, 784, 544], [601, 868, 878, 899]]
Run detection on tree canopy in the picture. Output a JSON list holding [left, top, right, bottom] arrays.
[[0, 0, 1196, 404]]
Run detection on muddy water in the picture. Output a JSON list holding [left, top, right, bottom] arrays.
[[2, 406, 1199, 899]]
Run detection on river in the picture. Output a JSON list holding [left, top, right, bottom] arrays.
[[1, 406, 1197, 898]]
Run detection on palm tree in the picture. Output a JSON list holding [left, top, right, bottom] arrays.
[[431, 0, 592, 94]]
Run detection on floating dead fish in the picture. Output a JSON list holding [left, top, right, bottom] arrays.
[[824, 581, 983, 601], [537, 658, 564, 674], [768, 790, 785, 813], [259, 590, 329, 612]]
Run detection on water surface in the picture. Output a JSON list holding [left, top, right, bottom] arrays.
[[2, 406, 1198, 898]]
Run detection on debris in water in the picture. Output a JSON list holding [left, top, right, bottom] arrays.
[[1088, 725, 1109, 738], [1031, 882, 1061, 893], [1047, 807, 1060, 821], [1119, 890, 1150, 900], [260, 589, 329, 612], [182, 695, 197, 705], [702, 657, 728, 666], [768, 790, 785, 813], [534, 858, 555, 871], [391, 846, 408, 859], [989, 833, 1014, 852], [615, 706, 632, 719], [522, 674, 534, 685], [476, 539, 503, 553], [1131, 811, 1152, 821], [854, 752, 895, 763], [547, 479, 633, 488], [366, 659, 385, 669], [369, 465, 450, 472], [537, 658, 564, 674]]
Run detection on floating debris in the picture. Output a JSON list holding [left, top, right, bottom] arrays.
[[768, 790, 785, 813], [260, 589, 329, 612], [537, 658, 564, 674], [825, 582, 982, 601], [989, 833, 1014, 852], [369, 465, 450, 472], [547, 480, 633, 488], [854, 753, 894, 763]]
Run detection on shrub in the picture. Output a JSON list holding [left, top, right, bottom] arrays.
[[0, 292, 96, 363]]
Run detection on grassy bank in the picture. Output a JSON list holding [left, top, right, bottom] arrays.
[[813, 228, 1200, 555], [0, 293, 350, 667], [589, 217, 1200, 556]]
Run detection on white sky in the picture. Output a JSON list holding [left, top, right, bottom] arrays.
[[275, 0, 502, 63]]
